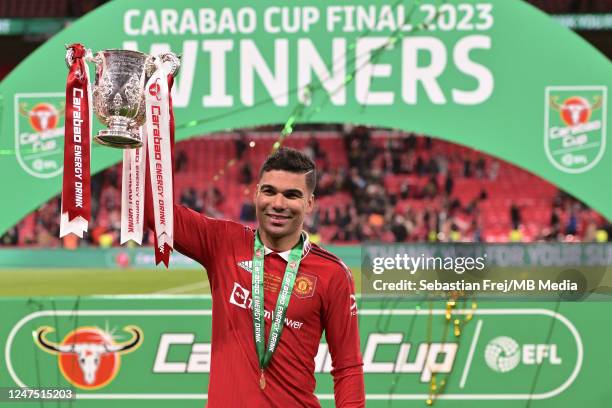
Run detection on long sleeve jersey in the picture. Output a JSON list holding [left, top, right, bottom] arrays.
[[148, 202, 365, 407]]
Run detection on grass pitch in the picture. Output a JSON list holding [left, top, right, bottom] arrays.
[[0, 266, 363, 297], [0, 268, 210, 296]]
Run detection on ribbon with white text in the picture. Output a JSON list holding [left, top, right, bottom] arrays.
[[60, 43, 91, 238], [145, 59, 174, 266], [120, 127, 147, 244]]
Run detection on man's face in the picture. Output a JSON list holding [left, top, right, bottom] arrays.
[[255, 170, 314, 241]]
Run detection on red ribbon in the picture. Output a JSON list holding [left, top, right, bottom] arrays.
[[61, 43, 91, 227], [148, 74, 175, 267]]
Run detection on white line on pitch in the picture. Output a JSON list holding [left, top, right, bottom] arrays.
[[155, 281, 209, 294], [460, 319, 483, 389]]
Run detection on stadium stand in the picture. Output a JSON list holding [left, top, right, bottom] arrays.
[[0, 0, 609, 247], [4, 127, 609, 247]]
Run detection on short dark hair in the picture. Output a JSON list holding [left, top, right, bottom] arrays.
[[259, 147, 317, 193]]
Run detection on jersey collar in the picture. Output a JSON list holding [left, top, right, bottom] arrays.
[[263, 231, 311, 262]]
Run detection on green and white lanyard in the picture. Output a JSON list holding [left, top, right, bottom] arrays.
[[252, 231, 304, 390]]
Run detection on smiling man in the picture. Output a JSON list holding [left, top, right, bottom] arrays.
[[148, 147, 365, 407]]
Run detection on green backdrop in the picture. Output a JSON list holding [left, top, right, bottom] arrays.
[[0, 0, 610, 234], [1, 296, 609, 407]]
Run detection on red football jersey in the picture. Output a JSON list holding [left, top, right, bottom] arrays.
[[170, 205, 365, 407]]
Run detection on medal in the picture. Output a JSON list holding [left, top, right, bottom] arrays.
[[252, 232, 304, 391]]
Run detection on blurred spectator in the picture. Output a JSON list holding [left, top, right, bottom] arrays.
[[463, 159, 473, 178], [0, 226, 19, 245], [475, 158, 486, 179], [444, 173, 454, 195], [180, 188, 198, 208], [415, 156, 426, 176], [426, 157, 439, 176], [566, 206, 578, 235], [239, 162, 253, 185], [422, 176, 438, 198], [235, 133, 248, 160], [390, 215, 408, 242], [510, 204, 522, 230], [204, 186, 224, 207], [305, 135, 325, 160], [175, 149, 188, 172], [239, 201, 256, 222], [488, 161, 499, 181], [509, 229, 523, 242]]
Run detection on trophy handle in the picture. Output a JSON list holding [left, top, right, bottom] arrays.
[[158, 53, 181, 77], [90, 52, 103, 66], [64, 44, 94, 68], [65, 47, 74, 68]]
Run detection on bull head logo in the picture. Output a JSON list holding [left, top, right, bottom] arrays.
[[19, 102, 65, 133], [550, 95, 602, 127], [148, 78, 162, 101], [34, 325, 143, 389]]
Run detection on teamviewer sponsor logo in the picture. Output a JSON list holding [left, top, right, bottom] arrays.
[[228, 282, 304, 330], [229, 282, 250, 309]]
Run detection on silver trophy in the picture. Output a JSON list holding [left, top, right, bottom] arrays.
[[65, 48, 180, 149]]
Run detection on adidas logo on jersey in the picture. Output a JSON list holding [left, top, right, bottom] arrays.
[[237, 260, 253, 273]]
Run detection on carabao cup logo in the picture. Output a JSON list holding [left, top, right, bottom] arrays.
[[14, 93, 65, 178], [544, 86, 607, 174], [34, 325, 143, 389], [556, 96, 597, 127], [148, 79, 162, 101], [24, 103, 60, 132]]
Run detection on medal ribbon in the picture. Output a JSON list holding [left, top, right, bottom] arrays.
[[60, 43, 91, 238], [252, 232, 304, 377]]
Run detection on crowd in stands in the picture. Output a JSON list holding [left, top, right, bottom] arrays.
[[2, 127, 610, 248], [308, 127, 608, 244], [1, 0, 610, 249]]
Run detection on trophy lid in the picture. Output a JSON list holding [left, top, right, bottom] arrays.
[[97, 49, 149, 58]]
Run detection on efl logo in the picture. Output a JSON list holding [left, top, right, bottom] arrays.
[[485, 336, 562, 374], [34, 325, 143, 389], [544, 86, 607, 173], [14, 93, 65, 178]]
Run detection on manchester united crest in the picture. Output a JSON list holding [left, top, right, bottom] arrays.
[[293, 273, 317, 298]]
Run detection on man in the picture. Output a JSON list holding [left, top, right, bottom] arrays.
[[147, 147, 365, 406]]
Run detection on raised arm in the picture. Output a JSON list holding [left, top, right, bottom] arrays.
[[144, 164, 226, 269]]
